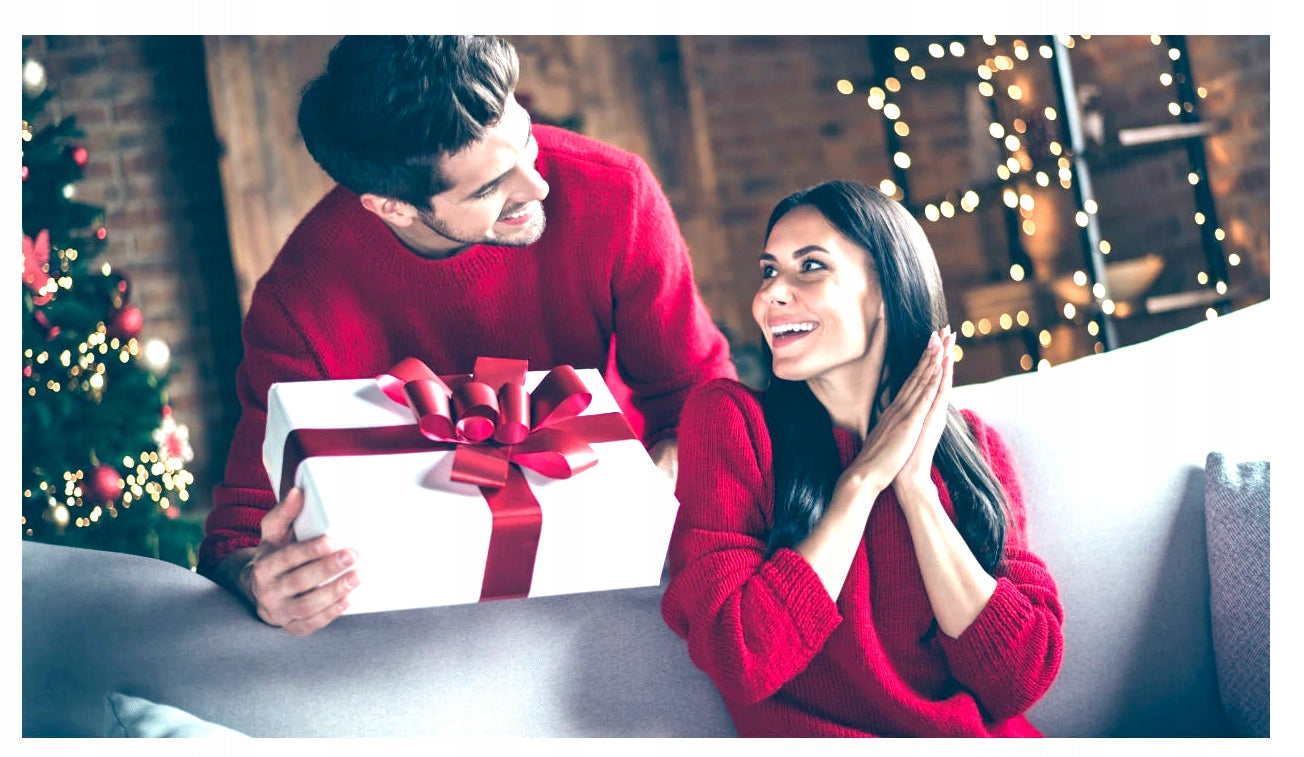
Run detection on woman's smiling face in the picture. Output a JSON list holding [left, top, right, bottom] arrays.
[[753, 204, 885, 383]]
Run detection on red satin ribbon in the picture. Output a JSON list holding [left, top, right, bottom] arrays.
[[277, 358, 636, 601], [376, 356, 610, 489]]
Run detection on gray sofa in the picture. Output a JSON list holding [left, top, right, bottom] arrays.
[[23, 300, 1272, 738]]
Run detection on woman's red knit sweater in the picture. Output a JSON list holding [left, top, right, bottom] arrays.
[[661, 378, 1064, 737]]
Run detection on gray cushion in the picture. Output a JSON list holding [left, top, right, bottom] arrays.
[[103, 692, 248, 737], [1204, 452, 1271, 737], [23, 541, 735, 737]]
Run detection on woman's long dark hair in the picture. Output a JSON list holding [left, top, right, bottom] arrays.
[[760, 180, 1008, 573]]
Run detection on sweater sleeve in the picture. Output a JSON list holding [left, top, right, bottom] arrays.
[[196, 286, 326, 577], [609, 158, 736, 444], [660, 380, 843, 706], [936, 410, 1064, 721]]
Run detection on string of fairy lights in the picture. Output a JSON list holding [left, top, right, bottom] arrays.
[[22, 53, 195, 542], [21, 270, 196, 536], [836, 34, 1241, 373]]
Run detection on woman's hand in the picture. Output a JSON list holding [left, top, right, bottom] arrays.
[[797, 327, 949, 601], [893, 325, 956, 496], [836, 327, 948, 499]]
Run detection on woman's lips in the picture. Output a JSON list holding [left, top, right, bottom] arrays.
[[770, 323, 818, 348]]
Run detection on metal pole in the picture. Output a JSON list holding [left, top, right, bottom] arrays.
[[1049, 35, 1118, 351], [867, 36, 912, 207], [1166, 35, 1231, 314]]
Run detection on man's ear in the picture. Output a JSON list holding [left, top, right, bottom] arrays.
[[360, 193, 418, 227]]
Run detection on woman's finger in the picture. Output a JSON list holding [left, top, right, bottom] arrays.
[[880, 332, 940, 415], [884, 331, 945, 423]]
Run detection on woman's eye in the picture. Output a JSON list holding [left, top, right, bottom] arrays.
[[801, 258, 826, 272], [759, 265, 777, 279]]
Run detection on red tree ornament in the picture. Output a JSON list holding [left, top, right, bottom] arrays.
[[108, 304, 143, 340], [33, 310, 60, 340], [72, 146, 88, 166], [86, 463, 123, 503], [22, 230, 55, 305]]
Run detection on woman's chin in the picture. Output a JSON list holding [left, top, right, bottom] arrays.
[[769, 361, 807, 383]]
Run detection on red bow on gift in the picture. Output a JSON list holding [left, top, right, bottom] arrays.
[[376, 356, 610, 489], [23, 230, 55, 306]]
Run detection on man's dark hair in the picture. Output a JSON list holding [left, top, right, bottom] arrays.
[[298, 35, 520, 207]]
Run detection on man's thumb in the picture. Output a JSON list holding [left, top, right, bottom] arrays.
[[261, 487, 305, 542]]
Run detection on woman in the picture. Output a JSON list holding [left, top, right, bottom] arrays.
[[661, 180, 1063, 737]]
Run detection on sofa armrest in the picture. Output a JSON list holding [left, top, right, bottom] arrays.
[[23, 541, 735, 737]]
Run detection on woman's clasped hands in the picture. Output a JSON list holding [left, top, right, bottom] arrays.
[[837, 325, 956, 502]]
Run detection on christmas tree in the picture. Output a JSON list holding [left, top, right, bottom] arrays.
[[22, 43, 203, 569]]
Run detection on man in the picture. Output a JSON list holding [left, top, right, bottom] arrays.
[[199, 36, 736, 636]]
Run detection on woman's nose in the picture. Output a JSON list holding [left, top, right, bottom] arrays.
[[763, 279, 791, 305]]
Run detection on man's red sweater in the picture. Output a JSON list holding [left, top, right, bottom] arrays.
[[198, 125, 736, 576], [661, 378, 1064, 737]]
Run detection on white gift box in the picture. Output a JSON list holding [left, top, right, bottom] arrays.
[[262, 367, 680, 615]]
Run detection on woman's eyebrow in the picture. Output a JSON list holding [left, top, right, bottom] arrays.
[[759, 245, 828, 262]]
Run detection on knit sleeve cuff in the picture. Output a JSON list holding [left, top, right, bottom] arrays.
[[760, 547, 843, 650], [196, 485, 276, 577], [938, 577, 1030, 672]]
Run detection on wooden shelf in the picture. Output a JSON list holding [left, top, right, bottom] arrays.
[[1116, 119, 1227, 147], [1082, 118, 1229, 169]]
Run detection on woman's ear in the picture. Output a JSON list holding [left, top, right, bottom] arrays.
[[360, 193, 417, 227]]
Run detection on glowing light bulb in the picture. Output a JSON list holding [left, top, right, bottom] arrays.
[[23, 59, 46, 91], [144, 339, 171, 370]]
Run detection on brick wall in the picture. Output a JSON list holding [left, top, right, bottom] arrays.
[[23, 35, 244, 514], [21, 34, 1269, 517], [676, 35, 1269, 379]]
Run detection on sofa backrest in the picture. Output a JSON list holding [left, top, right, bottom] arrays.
[[951, 300, 1273, 736]]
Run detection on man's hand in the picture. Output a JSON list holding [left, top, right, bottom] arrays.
[[225, 487, 360, 636], [649, 436, 679, 488]]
